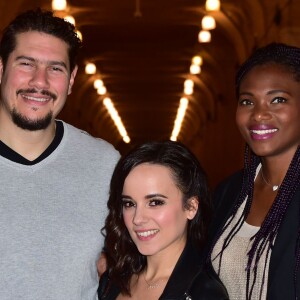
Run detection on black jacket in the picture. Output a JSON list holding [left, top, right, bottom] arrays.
[[98, 242, 229, 300], [208, 170, 300, 299]]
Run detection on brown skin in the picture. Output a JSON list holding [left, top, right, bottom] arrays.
[[236, 63, 300, 226]]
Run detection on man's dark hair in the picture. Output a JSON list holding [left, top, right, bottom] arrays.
[[0, 8, 82, 72]]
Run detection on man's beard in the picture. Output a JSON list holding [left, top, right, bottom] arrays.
[[11, 108, 53, 131]]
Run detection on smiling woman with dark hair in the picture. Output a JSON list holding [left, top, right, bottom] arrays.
[[207, 43, 300, 300], [98, 140, 228, 300]]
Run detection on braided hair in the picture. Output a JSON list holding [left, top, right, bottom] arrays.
[[210, 43, 300, 299]]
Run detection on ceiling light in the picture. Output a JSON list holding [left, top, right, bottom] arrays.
[[94, 79, 104, 89], [76, 30, 83, 41], [201, 15, 216, 30], [123, 136, 130, 143], [170, 97, 189, 141], [184, 86, 193, 95], [184, 79, 194, 88], [97, 86, 107, 95], [64, 15, 75, 26], [85, 63, 96, 74], [198, 30, 211, 43], [103, 97, 130, 143], [190, 64, 201, 74], [192, 56, 203, 66], [52, 0, 67, 11], [205, 0, 220, 11]]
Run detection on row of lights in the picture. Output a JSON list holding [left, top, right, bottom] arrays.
[[52, 0, 130, 144], [170, 0, 220, 141], [85, 63, 130, 144], [52, 0, 82, 40], [53, 0, 220, 144]]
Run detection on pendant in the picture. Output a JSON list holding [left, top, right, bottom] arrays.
[[272, 185, 279, 191]]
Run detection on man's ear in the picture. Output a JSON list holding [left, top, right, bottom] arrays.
[[0, 58, 3, 84], [186, 196, 199, 220], [68, 65, 78, 95]]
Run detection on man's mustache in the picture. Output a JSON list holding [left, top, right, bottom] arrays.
[[17, 89, 57, 100]]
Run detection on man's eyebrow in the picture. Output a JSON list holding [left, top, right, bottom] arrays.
[[16, 55, 68, 69]]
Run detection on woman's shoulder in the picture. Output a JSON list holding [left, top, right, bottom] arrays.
[[214, 169, 243, 195], [187, 267, 229, 300], [213, 169, 243, 210]]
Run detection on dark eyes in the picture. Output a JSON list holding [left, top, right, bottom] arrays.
[[149, 199, 165, 206], [122, 199, 165, 208], [238, 99, 252, 106], [271, 97, 287, 104], [19, 61, 33, 68], [122, 200, 135, 208], [51, 66, 64, 72], [238, 97, 287, 106], [18, 62, 64, 73]]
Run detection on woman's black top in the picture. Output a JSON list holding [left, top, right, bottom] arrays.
[[98, 242, 229, 300]]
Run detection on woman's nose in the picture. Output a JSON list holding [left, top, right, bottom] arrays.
[[252, 103, 271, 121], [132, 206, 148, 225]]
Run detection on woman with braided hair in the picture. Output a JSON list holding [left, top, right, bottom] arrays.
[[207, 43, 300, 300]]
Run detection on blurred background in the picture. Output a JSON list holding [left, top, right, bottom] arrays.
[[1, 0, 299, 187]]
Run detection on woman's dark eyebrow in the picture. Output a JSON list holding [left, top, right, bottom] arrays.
[[121, 195, 133, 200], [145, 194, 167, 199]]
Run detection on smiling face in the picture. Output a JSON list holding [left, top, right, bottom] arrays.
[[122, 163, 197, 257], [0, 31, 77, 131], [236, 63, 300, 159]]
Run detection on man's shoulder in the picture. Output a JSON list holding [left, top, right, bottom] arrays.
[[61, 121, 119, 155]]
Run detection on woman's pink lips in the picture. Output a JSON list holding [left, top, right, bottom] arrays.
[[135, 230, 159, 241], [249, 127, 278, 140]]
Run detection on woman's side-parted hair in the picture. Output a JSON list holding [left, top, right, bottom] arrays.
[[102, 140, 211, 295], [209, 43, 300, 300]]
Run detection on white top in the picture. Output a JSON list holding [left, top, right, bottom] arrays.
[[212, 165, 270, 300]]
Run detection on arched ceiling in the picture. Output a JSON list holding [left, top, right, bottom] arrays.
[[1, 0, 300, 168]]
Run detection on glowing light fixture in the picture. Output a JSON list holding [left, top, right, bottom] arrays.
[[123, 136, 130, 143], [93, 79, 104, 89], [184, 86, 193, 95], [97, 86, 107, 95], [170, 97, 189, 141], [205, 0, 220, 11], [85, 63, 96, 74], [190, 64, 201, 75], [103, 97, 130, 143], [201, 15, 216, 30], [64, 15, 75, 26], [184, 79, 194, 89], [192, 56, 203, 66], [52, 0, 67, 11], [184, 79, 194, 94], [184, 79, 194, 95], [76, 30, 83, 41], [198, 30, 211, 43]]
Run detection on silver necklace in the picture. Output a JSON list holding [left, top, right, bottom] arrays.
[[261, 169, 280, 192], [143, 273, 164, 289]]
